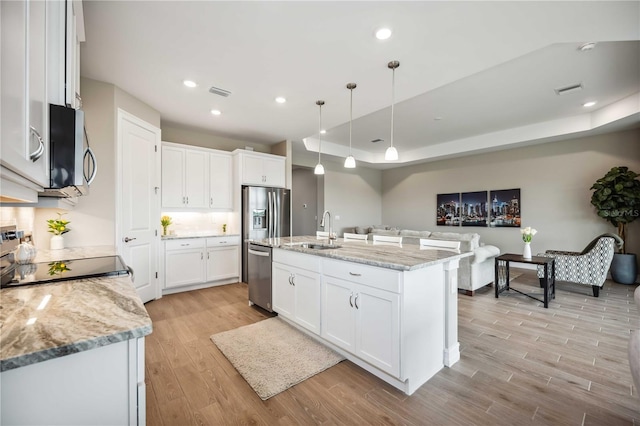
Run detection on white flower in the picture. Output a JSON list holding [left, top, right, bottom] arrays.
[[521, 226, 537, 242]]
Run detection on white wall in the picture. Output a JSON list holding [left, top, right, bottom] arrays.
[[382, 129, 640, 261], [293, 149, 383, 235]]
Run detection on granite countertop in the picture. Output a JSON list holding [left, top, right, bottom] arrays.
[[254, 235, 472, 271], [0, 246, 152, 372], [161, 232, 240, 240]]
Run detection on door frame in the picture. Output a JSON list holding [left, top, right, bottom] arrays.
[[115, 108, 162, 301]]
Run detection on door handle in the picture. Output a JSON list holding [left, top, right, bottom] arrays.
[[354, 294, 359, 309], [123, 237, 137, 243], [29, 126, 45, 162], [349, 292, 354, 307]]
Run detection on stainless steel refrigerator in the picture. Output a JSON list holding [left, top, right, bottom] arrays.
[[242, 185, 291, 288]]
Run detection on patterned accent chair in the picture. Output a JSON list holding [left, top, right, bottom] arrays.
[[536, 233, 623, 297]]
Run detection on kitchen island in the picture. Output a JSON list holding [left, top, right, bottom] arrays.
[[0, 246, 152, 425], [254, 236, 471, 395]]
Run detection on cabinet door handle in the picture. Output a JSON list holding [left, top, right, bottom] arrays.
[[180, 243, 190, 246], [288, 275, 292, 285], [349, 272, 362, 277], [207, 252, 210, 259], [349, 292, 354, 307], [29, 126, 45, 162], [201, 253, 203, 260], [210, 197, 213, 206], [186, 196, 189, 204], [291, 274, 295, 286], [354, 294, 359, 309]]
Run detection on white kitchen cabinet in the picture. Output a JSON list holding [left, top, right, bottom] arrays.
[[209, 152, 232, 210], [272, 250, 321, 335], [206, 236, 240, 281], [321, 260, 400, 377], [235, 150, 286, 187], [47, 0, 83, 108], [164, 239, 206, 288], [0, 0, 48, 190], [1, 337, 145, 425], [161, 143, 208, 209], [163, 236, 240, 293]]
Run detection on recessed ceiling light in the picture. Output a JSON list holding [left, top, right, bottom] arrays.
[[583, 101, 597, 107], [320, 129, 326, 134], [275, 97, 286, 104], [210, 109, 221, 116], [578, 42, 597, 52], [183, 80, 197, 88], [375, 28, 392, 40]]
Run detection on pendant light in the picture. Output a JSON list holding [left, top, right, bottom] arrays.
[[314, 100, 325, 175], [344, 83, 357, 169], [385, 60, 400, 161]]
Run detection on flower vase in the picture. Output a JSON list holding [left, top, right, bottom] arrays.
[[523, 242, 532, 259], [50, 235, 64, 250]]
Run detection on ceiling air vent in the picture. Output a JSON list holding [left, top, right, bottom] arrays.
[[554, 83, 583, 96], [209, 86, 232, 97], [371, 138, 384, 143]]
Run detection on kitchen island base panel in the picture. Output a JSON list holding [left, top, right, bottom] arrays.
[[1, 337, 144, 425]]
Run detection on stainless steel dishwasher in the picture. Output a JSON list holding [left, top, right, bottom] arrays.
[[247, 243, 273, 312]]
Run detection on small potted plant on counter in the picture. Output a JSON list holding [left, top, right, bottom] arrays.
[[160, 215, 173, 236], [47, 212, 70, 250], [590, 166, 640, 284]]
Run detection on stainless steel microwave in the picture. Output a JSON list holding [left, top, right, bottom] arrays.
[[42, 104, 97, 198]]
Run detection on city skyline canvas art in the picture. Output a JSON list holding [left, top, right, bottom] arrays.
[[461, 191, 488, 227], [489, 188, 521, 227], [436, 193, 460, 226]]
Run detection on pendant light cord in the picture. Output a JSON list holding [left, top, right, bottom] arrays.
[[390, 66, 395, 149], [349, 87, 353, 154], [318, 102, 323, 163]]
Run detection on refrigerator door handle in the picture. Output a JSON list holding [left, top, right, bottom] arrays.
[[267, 191, 273, 239], [273, 190, 278, 238]]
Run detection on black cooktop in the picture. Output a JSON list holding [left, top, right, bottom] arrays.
[[1, 255, 130, 289]]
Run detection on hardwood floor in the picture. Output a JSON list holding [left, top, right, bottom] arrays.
[[144, 269, 640, 425]]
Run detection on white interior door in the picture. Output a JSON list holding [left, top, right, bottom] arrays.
[[117, 110, 160, 303]]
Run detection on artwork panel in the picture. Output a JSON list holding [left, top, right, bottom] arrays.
[[461, 191, 488, 227], [489, 188, 521, 228], [436, 193, 460, 226]]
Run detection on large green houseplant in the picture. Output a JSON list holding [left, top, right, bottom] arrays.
[[590, 166, 640, 284]]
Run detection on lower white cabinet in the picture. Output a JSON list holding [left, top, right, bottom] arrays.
[[165, 239, 206, 288], [0, 338, 145, 425], [164, 236, 240, 292], [322, 275, 400, 377], [272, 250, 321, 335]]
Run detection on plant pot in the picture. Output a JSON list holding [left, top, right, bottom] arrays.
[[50, 235, 64, 250], [610, 253, 638, 285]]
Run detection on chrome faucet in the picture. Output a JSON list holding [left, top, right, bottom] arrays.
[[320, 210, 336, 242]]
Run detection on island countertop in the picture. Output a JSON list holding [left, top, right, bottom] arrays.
[[252, 235, 472, 271], [0, 246, 152, 372]]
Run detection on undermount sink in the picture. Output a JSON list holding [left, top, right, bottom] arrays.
[[300, 243, 342, 250]]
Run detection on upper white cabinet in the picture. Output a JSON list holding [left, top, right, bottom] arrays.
[[235, 150, 286, 187], [48, 0, 83, 108], [161, 142, 233, 211], [161, 143, 208, 209], [209, 152, 232, 210], [1, 0, 48, 189]]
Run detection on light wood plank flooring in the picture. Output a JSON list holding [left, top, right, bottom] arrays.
[[144, 269, 640, 425]]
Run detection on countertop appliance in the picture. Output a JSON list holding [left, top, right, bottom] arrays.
[[0, 254, 132, 289], [42, 104, 97, 198], [247, 243, 272, 311], [242, 186, 290, 283]]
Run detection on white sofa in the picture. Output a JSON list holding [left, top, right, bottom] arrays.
[[348, 225, 501, 295]]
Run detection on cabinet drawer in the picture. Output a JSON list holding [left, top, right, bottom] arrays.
[[206, 236, 240, 247], [322, 258, 401, 293], [165, 238, 205, 250], [273, 249, 321, 273]]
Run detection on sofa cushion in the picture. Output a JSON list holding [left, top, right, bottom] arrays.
[[429, 232, 480, 252], [472, 245, 500, 264], [371, 228, 401, 236], [354, 226, 372, 235], [399, 229, 431, 238]]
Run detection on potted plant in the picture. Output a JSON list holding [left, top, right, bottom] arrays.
[[590, 166, 640, 284], [47, 212, 71, 250]]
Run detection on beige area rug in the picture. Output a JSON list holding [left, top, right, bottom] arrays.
[[210, 317, 344, 400]]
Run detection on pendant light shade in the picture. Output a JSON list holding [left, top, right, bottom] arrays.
[[344, 83, 357, 169], [385, 60, 400, 161], [314, 100, 325, 175]]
